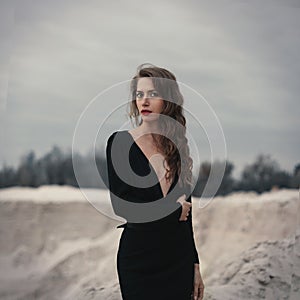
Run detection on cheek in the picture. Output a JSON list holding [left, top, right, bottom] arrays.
[[135, 100, 141, 108], [156, 100, 165, 112]]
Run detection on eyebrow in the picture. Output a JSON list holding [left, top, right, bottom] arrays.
[[136, 89, 157, 92]]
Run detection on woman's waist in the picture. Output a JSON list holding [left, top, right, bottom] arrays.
[[116, 219, 186, 231]]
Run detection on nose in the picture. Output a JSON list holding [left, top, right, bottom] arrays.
[[141, 95, 150, 105], [142, 93, 150, 101]]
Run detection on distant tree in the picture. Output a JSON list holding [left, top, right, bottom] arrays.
[[96, 154, 109, 189], [0, 145, 297, 191], [290, 163, 300, 188], [217, 160, 235, 195], [237, 154, 291, 193], [272, 170, 291, 188], [294, 163, 300, 175], [43, 145, 65, 184], [0, 145, 80, 188], [0, 164, 17, 187], [62, 154, 78, 186], [16, 150, 38, 187], [34, 159, 48, 186], [192, 160, 235, 197], [193, 161, 210, 197]]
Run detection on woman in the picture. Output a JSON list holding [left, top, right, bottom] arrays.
[[106, 64, 205, 300]]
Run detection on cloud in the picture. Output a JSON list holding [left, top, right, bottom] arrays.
[[0, 0, 299, 178]]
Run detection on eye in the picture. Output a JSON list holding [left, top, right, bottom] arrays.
[[135, 91, 143, 99], [150, 91, 159, 98]]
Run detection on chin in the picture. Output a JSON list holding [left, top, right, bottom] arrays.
[[142, 116, 159, 122]]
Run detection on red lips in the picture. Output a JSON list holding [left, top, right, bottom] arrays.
[[141, 109, 152, 113]]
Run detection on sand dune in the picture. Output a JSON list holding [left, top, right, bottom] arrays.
[[0, 186, 298, 299]]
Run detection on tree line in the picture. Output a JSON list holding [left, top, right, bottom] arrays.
[[0, 145, 299, 195]]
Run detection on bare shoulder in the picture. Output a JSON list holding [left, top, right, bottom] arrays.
[[128, 128, 140, 139]]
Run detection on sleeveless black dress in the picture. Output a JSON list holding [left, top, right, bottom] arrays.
[[106, 130, 199, 300]]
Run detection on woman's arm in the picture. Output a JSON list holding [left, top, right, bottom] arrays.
[[106, 132, 131, 219], [186, 195, 200, 264]]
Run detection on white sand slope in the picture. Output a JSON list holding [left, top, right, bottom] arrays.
[[0, 186, 298, 300], [203, 230, 300, 300]]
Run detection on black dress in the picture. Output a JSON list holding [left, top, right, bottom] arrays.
[[106, 130, 199, 300]]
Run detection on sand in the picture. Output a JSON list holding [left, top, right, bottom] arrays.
[[0, 186, 299, 299]]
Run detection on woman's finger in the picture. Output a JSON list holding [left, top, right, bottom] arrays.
[[193, 286, 199, 300], [177, 196, 193, 221], [176, 194, 186, 205]]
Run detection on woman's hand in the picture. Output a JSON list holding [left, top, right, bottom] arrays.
[[193, 264, 205, 300], [176, 194, 192, 221]]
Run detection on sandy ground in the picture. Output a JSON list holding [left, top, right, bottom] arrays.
[[0, 186, 299, 300]]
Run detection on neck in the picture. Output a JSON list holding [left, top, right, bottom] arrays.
[[139, 122, 161, 136]]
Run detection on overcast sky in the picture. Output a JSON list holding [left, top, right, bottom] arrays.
[[0, 0, 299, 179]]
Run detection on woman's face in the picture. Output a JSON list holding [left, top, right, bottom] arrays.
[[135, 77, 164, 122]]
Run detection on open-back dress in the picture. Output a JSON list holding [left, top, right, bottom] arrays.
[[106, 130, 199, 300]]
